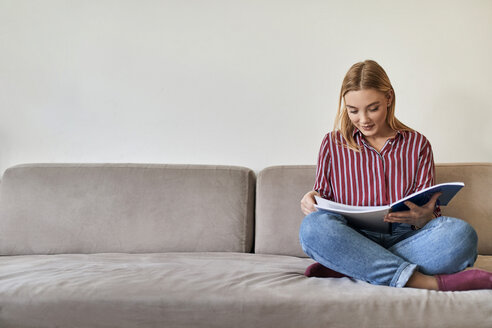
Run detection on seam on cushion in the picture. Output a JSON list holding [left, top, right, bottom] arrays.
[[242, 169, 255, 253], [436, 163, 492, 168]]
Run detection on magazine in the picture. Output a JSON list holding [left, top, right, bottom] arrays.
[[314, 182, 465, 233]]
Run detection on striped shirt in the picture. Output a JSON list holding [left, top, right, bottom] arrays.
[[314, 129, 441, 216]]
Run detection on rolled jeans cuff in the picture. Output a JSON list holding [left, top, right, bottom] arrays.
[[391, 262, 417, 288]]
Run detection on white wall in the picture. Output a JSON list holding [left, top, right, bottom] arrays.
[[1, 0, 491, 174]]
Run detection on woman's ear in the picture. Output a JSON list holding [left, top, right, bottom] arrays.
[[386, 90, 394, 107]]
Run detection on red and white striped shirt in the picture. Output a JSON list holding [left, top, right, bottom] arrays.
[[314, 129, 441, 215]]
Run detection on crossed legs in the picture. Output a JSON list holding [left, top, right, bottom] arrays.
[[299, 211, 484, 290]]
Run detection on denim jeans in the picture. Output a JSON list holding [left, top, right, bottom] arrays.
[[299, 211, 478, 287]]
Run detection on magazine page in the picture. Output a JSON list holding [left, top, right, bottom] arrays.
[[314, 196, 388, 213], [313, 196, 391, 233]]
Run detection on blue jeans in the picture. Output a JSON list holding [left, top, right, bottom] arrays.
[[299, 211, 478, 287]]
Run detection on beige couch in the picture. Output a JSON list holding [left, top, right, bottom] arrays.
[[0, 163, 490, 328]]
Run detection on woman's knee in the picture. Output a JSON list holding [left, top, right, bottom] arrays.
[[299, 211, 345, 250], [299, 211, 324, 243], [443, 216, 478, 252], [420, 217, 478, 274]]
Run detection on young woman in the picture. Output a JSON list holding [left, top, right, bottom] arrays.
[[299, 60, 492, 291]]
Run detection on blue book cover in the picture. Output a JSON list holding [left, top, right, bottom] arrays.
[[390, 182, 465, 212]]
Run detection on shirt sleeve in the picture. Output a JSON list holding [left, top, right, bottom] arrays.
[[313, 133, 333, 200], [415, 137, 441, 217]]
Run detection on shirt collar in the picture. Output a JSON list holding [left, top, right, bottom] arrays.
[[353, 128, 402, 146], [353, 128, 402, 138]]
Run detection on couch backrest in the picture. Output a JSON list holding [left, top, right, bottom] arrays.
[[255, 163, 492, 257], [0, 164, 255, 255]]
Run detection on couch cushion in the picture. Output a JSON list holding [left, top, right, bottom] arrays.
[[255, 165, 315, 257], [436, 163, 492, 254], [0, 164, 255, 255], [255, 163, 492, 256], [0, 252, 490, 328]]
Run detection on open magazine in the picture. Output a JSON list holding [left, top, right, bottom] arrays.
[[314, 182, 464, 233]]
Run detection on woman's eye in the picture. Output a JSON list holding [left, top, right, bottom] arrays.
[[369, 107, 379, 112], [349, 111, 357, 114]]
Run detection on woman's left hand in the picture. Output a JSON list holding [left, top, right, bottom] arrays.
[[383, 192, 442, 229]]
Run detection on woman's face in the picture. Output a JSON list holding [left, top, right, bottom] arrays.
[[344, 88, 393, 139]]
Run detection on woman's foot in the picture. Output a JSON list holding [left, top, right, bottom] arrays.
[[436, 269, 492, 291], [304, 262, 348, 278]]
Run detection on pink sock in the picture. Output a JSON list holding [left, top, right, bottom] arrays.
[[436, 269, 492, 291], [304, 262, 348, 278]]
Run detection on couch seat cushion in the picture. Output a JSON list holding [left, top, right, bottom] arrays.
[[0, 253, 491, 328]]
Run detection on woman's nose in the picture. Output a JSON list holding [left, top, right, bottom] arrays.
[[359, 112, 370, 122]]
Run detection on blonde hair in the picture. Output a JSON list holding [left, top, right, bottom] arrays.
[[334, 60, 412, 151]]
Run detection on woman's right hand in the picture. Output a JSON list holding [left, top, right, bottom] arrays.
[[300, 190, 320, 216]]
